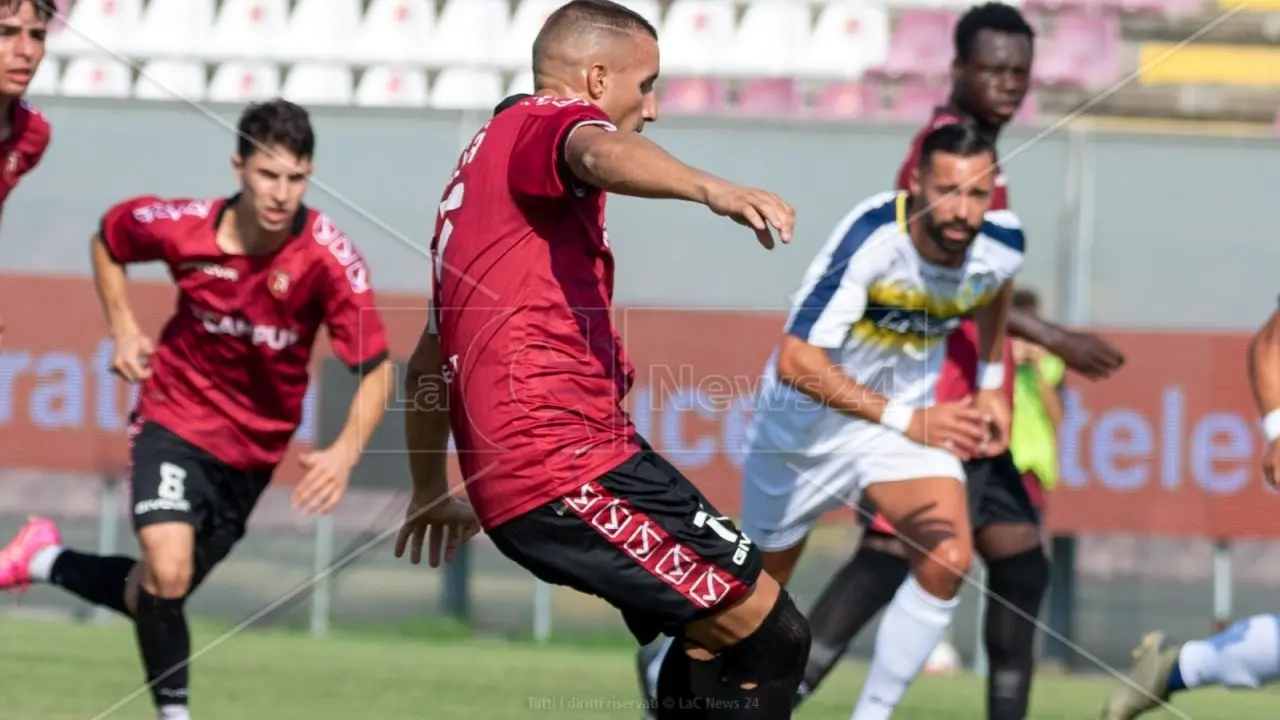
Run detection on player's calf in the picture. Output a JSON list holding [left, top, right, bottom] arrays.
[[135, 522, 197, 718]]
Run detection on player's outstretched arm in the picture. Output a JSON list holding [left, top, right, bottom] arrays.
[[1247, 309, 1280, 487], [776, 335, 985, 458], [90, 234, 153, 383], [396, 318, 478, 567], [293, 359, 395, 515], [1007, 304, 1124, 380], [973, 281, 1015, 455], [563, 125, 794, 247]]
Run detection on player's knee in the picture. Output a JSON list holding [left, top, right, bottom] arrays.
[[143, 554, 193, 599], [913, 538, 971, 600], [719, 589, 811, 692]]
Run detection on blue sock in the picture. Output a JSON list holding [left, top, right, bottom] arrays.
[[1166, 658, 1186, 694]]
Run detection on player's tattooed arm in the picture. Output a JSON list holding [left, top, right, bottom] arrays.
[[775, 334, 894, 423], [563, 125, 794, 246], [1007, 304, 1125, 380], [975, 281, 1013, 366]]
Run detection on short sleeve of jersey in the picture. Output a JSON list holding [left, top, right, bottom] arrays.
[[315, 227, 390, 374], [16, 104, 50, 176], [508, 100, 617, 200], [97, 196, 172, 264], [785, 251, 871, 349]]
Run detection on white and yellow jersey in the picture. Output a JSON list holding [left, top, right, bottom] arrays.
[[758, 190, 1024, 422]]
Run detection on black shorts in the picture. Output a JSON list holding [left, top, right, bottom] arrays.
[[860, 450, 1040, 537], [487, 449, 764, 646], [130, 420, 272, 582]]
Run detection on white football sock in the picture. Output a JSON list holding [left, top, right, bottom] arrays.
[[27, 545, 62, 582], [645, 637, 674, 697], [157, 704, 190, 720], [849, 576, 958, 720], [1177, 614, 1280, 689]]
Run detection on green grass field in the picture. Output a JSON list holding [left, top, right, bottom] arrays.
[[2, 618, 1277, 719]]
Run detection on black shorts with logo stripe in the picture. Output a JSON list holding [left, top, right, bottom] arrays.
[[487, 447, 763, 645]]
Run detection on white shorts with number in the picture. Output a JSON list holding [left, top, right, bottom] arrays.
[[738, 412, 965, 552]]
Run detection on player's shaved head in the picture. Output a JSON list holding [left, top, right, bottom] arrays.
[[530, 0, 660, 133]]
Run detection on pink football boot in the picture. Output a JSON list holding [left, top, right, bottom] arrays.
[[0, 516, 61, 591]]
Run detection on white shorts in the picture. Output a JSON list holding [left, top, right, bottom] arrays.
[[738, 416, 965, 552]]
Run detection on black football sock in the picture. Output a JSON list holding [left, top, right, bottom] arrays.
[[796, 545, 909, 706], [656, 638, 712, 718], [134, 588, 192, 710], [48, 550, 137, 617], [983, 548, 1050, 720]]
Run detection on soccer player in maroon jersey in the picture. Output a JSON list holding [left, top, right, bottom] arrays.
[[393, 1, 811, 716], [782, 4, 1125, 718], [0, 100, 392, 720], [0, 0, 54, 337]]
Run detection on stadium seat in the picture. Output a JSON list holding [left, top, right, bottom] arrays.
[[660, 77, 728, 116], [46, 0, 143, 57], [429, 68, 503, 110], [206, 0, 291, 62], [281, 0, 363, 63], [134, 0, 215, 59], [207, 61, 282, 102], [722, 1, 812, 78], [812, 81, 879, 119], [735, 78, 803, 117], [427, 0, 510, 68], [498, 0, 562, 71], [133, 59, 207, 102], [282, 64, 354, 106], [1034, 15, 1119, 89], [507, 69, 535, 97], [799, 2, 891, 79], [889, 84, 947, 123], [59, 57, 132, 98], [351, 0, 435, 66], [875, 10, 955, 82], [615, 0, 662, 26], [661, 0, 737, 76], [354, 65, 429, 107], [26, 58, 58, 97]]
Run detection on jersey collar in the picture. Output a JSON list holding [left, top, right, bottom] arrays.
[[215, 193, 309, 237]]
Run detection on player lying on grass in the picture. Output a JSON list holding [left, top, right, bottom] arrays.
[[395, 2, 814, 717], [1100, 302, 1280, 719], [0, 100, 393, 720]]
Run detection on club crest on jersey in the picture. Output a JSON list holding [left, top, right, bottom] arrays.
[[268, 269, 292, 298]]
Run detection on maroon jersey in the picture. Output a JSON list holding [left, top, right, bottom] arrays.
[[0, 100, 50, 206], [99, 196, 389, 470], [430, 96, 640, 530]]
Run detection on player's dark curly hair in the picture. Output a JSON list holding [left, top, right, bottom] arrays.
[[236, 99, 316, 161], [954, 2, 1035, 63], [917, 121, 994, 170], [1, 0, 56, 21]]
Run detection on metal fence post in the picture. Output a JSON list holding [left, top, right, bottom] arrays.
[[92, 475, 123, 625], [1211, 539, 1232, 632], [309, 513, 334, 636], [533, 579, 552, 644], [442, 539, 471, 623]]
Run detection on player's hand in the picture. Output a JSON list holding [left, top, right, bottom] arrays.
[[1055, 330, 1125, 381], [704, 180, 795, 249], [110, 330, 155, 383], [975, 388, 1012, 457], [905, 398, 987, 459], [293, 444, 356, 515], [1262, 439, 1280, 490], [394, 491, 480, 568]]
